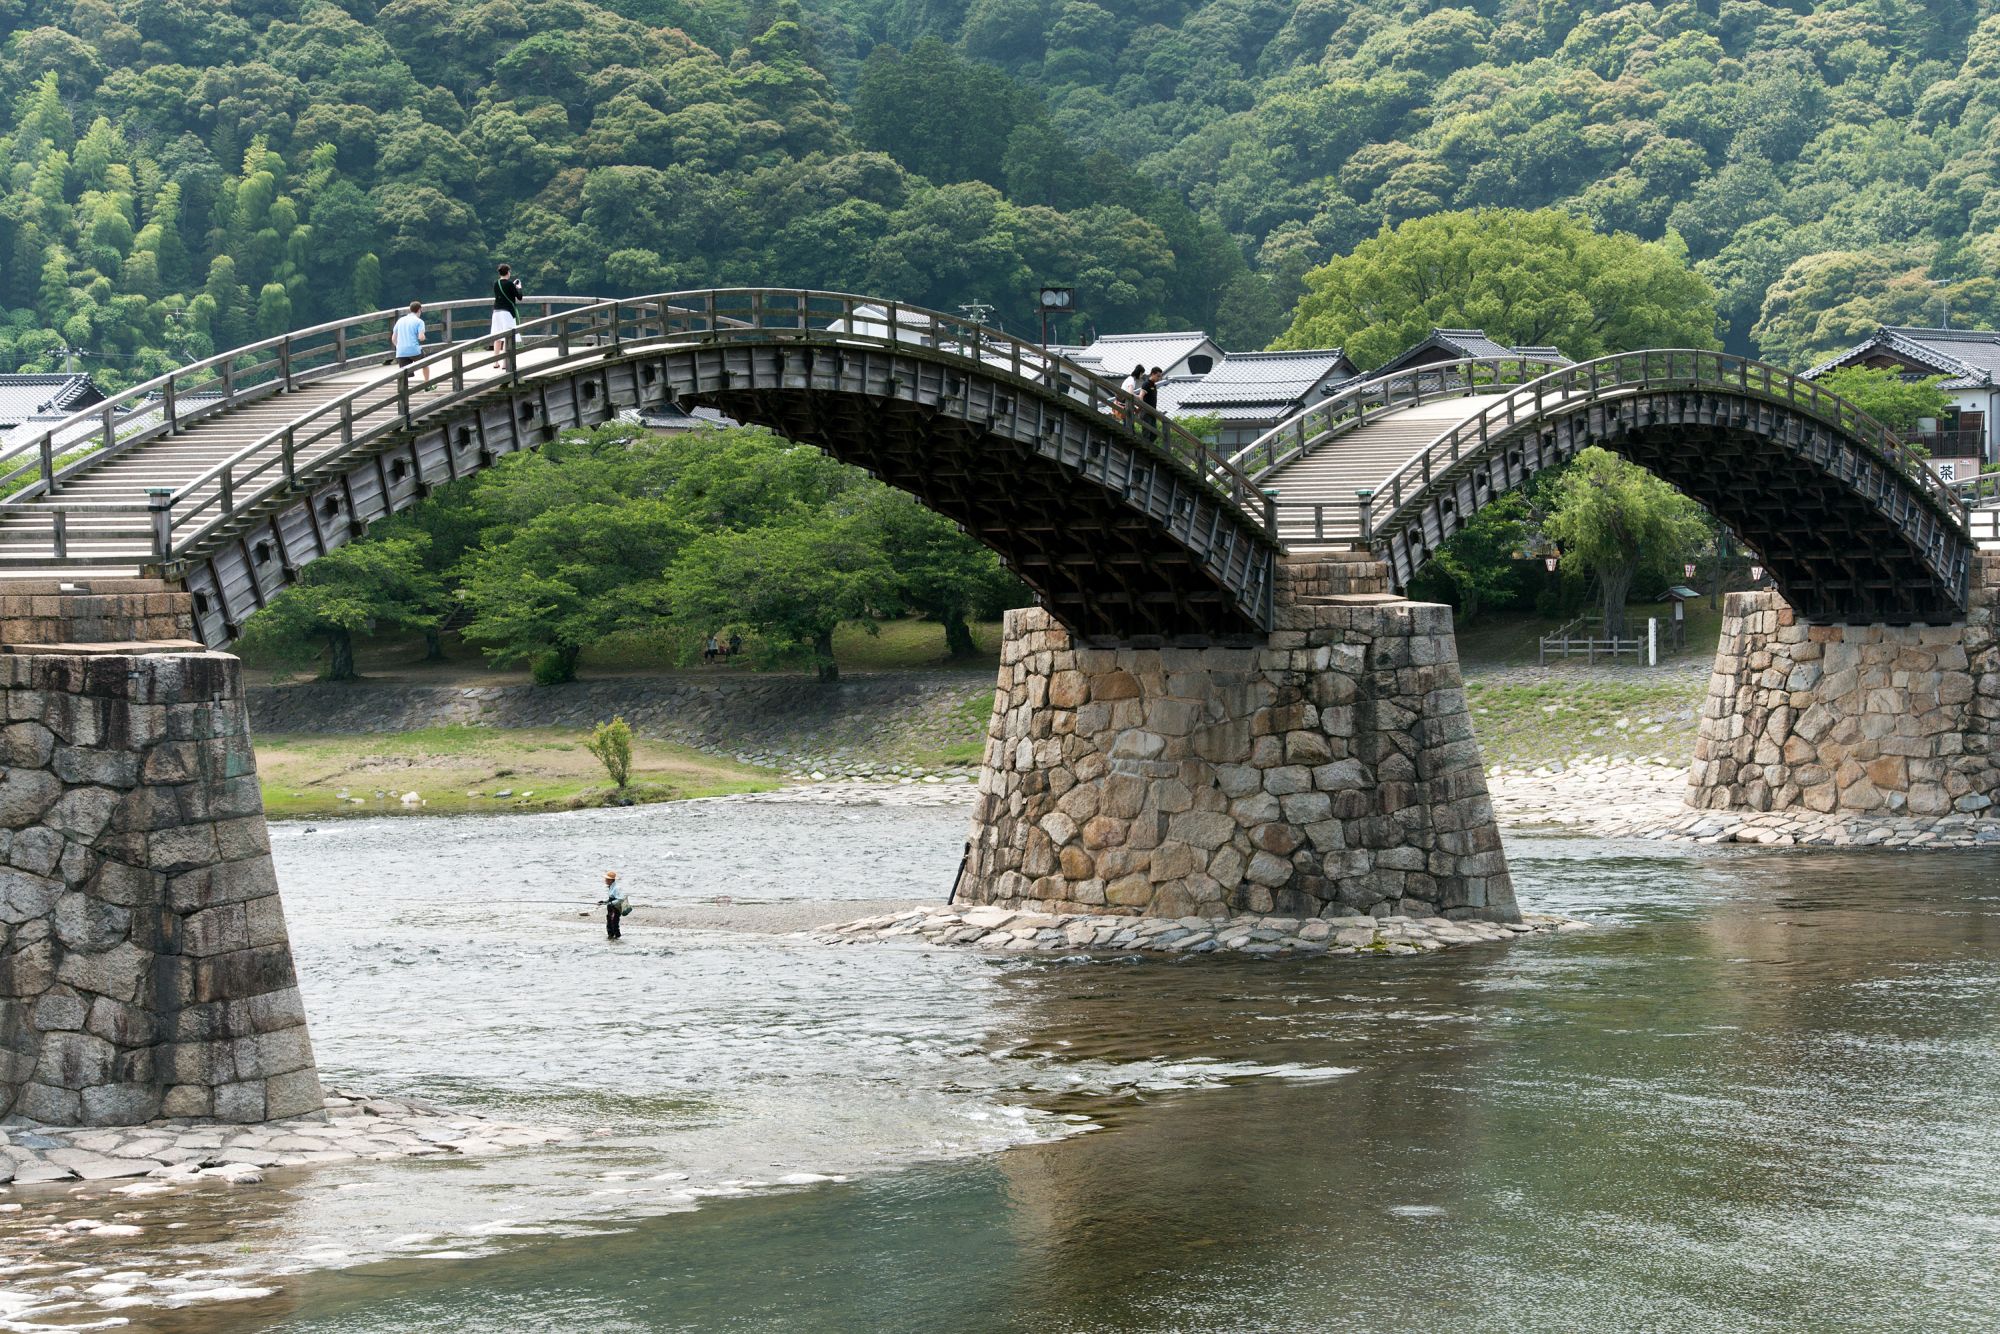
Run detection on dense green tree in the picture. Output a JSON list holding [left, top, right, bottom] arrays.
[[235, 536, 441, 680], [665, 512, 895, 682], [1814, 366, 1952, 438], [1544, 448, 1709, 638], [1276, 210, 1722, 367]]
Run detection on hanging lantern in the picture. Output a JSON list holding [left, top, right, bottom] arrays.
[[1750, 563, 1765, 583], [1683, 562, 1696, 579], [1544, 554, 1559, 573]]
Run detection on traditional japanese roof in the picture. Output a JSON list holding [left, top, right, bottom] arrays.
[[0, 374, 105, 428], [1152, 373, 1209, 417], [1805, 326, 2000, 388], [1172, 349, 1356, 409], [1372, 329, 1569, 375], [1078, 331, 1220, 379]]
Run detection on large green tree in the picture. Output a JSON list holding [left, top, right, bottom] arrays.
[[1543, 448, 1710, 638], [235, 536, 441, 680], [665, 512, 895, 682], [1275, 209, 1722, 366]]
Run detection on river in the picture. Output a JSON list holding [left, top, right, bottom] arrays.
[[6, 792, 2000, 1331]]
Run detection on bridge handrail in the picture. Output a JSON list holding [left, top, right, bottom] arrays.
[[1226, 355, 1572, 479], [112, 289, 1270, 565], [1349, 349, 1967, 547], [1949, 469, 2000, 508], [0, 295, 604, 504]]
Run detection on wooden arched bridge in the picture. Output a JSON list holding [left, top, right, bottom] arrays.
[[0, 290, 1989, 641]]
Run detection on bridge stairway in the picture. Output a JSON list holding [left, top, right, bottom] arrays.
[[0, 376, 393, 577], [1264, 395, 1497, 549]]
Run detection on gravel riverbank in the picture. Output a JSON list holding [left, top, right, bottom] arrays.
[[1488, 757, 2000, 848]]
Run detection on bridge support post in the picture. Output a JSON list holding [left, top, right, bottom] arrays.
[[0, 596, 322, 1126], [1692, 554, 2000, 816], [961, 557, 1518, 922]]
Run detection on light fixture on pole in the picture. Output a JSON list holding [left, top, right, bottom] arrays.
[[1036, 286, 1074, 348], [1683, 562, 1696, 580], [1544, 554, 1559, 573], [1750, 563, 1764, 583]]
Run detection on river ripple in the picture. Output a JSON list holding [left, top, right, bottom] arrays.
[[5, 798, 2000, 1331]]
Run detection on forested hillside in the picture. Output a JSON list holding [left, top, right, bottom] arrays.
[[2, 0, 1998, 386]]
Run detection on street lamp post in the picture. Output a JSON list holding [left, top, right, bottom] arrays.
[[1036, 286, 1074, 348]]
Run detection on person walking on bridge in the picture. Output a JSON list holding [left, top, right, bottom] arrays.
[[601, 870, 629, 940], [490, 263, 523, 354], [392, 300, 431, 387]]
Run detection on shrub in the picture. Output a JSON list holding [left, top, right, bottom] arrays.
[[586, 716, 634, 789]]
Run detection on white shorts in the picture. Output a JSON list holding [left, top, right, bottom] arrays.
[[491, 309, 518, 336]]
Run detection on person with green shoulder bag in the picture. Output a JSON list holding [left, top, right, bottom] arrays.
[[601, 870, 632, 940]]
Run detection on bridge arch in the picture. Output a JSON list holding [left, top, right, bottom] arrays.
[[0, 291, 1280, 646], [1257, 351, 1973, 625]]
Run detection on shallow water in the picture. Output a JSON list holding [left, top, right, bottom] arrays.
[[6, 798, 2000, 1331]]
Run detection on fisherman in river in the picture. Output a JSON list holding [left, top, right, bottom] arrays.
[[601, 870, 629, 940]]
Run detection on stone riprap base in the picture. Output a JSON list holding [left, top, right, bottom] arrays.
[[1692, 567, 2000, 816], [814, 904, 1576, 958], [0, 650, 322, 1125], [960, 595, 1516, 923], [1491, 756, 2000, 848]]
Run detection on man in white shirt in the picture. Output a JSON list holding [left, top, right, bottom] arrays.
[[392, 300, 430, 386]]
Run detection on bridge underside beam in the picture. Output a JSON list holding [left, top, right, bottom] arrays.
[[1378, 390, 1971, 625], [173, 342, 1277, 646]]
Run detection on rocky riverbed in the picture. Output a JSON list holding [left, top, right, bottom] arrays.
[[1487, 757, 2000, 848], [0, 1087, 572, 1188], [811, 904, 1584, 957]]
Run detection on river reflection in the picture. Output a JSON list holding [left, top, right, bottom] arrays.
[[10, 803, 2000, 1332]]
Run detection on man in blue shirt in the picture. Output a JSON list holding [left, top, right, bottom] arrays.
[[392, 300, 430, 387], [601, 870, 628, 940]]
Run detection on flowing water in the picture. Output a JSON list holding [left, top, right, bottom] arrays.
[[6, 793, 2000, 1332]]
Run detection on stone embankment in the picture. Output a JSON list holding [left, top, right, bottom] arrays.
[[0, 1086, 571, 1187], [1489, 757, 2000, 848], [246, 671, 990, 776], [811, 904, 1582, 958]]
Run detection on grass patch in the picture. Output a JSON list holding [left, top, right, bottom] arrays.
[[1463, 674, 1708, 767], [256, 725, 777, 819], [901, 689, 996, 771]]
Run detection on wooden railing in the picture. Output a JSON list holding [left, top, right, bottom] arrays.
[[1, 289, 1278, 565], [1227, 355, 1570, 480], [1342, 349, 1968, 549], [1538, 613, 1642, 666], [0, 296, 602, 505], [1950, 469, 2000, 509]]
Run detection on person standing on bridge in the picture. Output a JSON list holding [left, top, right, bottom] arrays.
[[1118, 364, 1144, 422], [392, 300, 431, 387], [490, 263, 524, 355], [601, 870, 629, 940]]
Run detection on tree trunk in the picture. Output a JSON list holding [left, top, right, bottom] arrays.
[[943, 611, 977, 659], [423, 627, 446, 662], [813, 628, 838, 683], [326, 629, 356, 681], [1599, 562, 1635, 638]]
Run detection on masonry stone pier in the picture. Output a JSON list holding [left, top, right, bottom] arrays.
[[960, 557, 1517, 922], [1691, 554, 2000, 817], [0, 585, 322, 1126]]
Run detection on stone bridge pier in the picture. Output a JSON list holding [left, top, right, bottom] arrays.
[[1691, 554, 2000, 817], [960, 556, 1518, 923], [0, 585, 321, 1125]]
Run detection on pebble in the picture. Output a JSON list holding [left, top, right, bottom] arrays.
[[808, 906, 1579, 959]]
